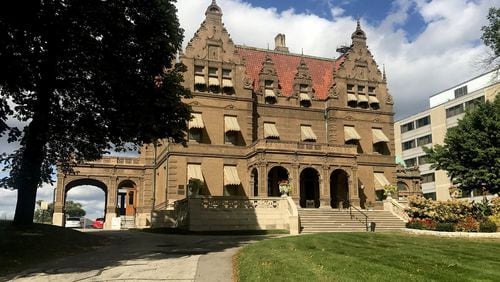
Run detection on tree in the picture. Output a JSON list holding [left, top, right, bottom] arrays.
[[64, 200, 86, 217], [34, 200, 54, 223], [481, 7, 500, 68], [424, 96, 500, 194], [0, 0, 191, 225]]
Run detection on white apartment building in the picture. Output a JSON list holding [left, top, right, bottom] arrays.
[[395, 69, 499, 200]]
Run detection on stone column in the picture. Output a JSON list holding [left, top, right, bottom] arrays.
[[258, 162, 267, 196], [104, 177, 118, 230], [52, 175, 66, 226], [319, 165, 330, 208], [349, 167, 360, 207], [290, 164, 299, 205]]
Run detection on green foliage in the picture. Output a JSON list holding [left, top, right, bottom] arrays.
[[424, 96, 500, 194], [0, 0, 191, 224], [406, 219, 423, 230], [383, 184, 397, 197], [481, 7, 500, 67], [64, 200, 86, 217], [488, 214, 500, 228], [435, 222, 456, 232], [479, 220, 497, 233], [456, 216, 480, 232], [33, 200, 54, 223]]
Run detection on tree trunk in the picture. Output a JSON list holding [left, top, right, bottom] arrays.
[[12, 116, 49, 225], [12, 3, 55, 226]]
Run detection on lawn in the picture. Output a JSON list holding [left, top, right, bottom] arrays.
[[0, 220, 106, 276], [235, 232, 500, 281]]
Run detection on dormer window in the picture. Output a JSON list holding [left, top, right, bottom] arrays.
[[222, 69, 234, 95], [208, 67, 220, 93], [368, 86, 379, 109], [357, 85, 368, 109], [299, 84, 311, 107], [347, 84, 355, 93], [264, 80, 276, 104], [194, 65, 206, 92]]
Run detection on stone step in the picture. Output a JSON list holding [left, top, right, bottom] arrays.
[[298, 208, 405, 233]]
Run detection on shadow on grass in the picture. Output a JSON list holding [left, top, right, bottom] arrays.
[[0, 220, 281, 281]]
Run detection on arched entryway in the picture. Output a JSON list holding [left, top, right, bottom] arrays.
[[117, 180, 137, 217], [299, 168, 320, 208], [268, 166, 288, 196], [251, 168, 259, 196], [397, 181, 409, 199], [330, 169, 349, 208], [64, 179, 107, 227]]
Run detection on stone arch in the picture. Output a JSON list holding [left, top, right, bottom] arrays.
[[267, 166, 289, 197], [299, 167, 320, 208], [330, 169, 349, 208], [63, 178, 108, 226]]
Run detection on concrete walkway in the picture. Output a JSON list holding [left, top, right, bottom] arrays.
[[3, 230, 279, 282]]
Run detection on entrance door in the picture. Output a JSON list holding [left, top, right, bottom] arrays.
[[300, 168, 320, 208], [117, 188, 136, 216], [330, 169, 349, 208]]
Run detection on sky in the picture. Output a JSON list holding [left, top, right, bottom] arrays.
[[1, 0, 499, 220]]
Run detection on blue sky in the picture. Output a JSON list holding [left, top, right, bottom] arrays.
[[1, 0, 499, 220]]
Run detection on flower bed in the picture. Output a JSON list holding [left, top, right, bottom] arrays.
[[405, 196, 499, 233]]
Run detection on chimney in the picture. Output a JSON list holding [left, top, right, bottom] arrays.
[[274, 34, 289, 53]]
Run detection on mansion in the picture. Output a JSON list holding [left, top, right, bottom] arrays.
[[52, 1, 419, 230]]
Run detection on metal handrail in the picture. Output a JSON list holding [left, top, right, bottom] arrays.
[[348, 203, 369, 231]]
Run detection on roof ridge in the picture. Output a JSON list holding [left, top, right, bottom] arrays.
[[236, 45, 336, 62]]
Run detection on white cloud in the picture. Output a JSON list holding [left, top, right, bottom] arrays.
[[176, 0, 499, 118]]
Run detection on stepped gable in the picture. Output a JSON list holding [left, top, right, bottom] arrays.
[[237, 47, 342, 100]]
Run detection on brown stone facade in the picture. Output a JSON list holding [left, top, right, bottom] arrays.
[[54, 1, 398, 228]]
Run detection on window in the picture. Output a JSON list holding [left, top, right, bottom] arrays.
[[423, 192, 436, 200], [300, 84, 308, 92], [421, 173, 435, 184], [189, 129, 202, 143], [225, 131, 237, 145], [418, 155, 429, 165], [195, 66, 204, 74], [265, 80, 274, 87], [208, 67, 218, 76], [415, 116, 430, 128], [368, 86, 375, 94], [300, 125, 317, 142], [222, 69, 231, 77], [454, 85, 468, 98], [264, 80, 276, 104], [465, 96, 484, 110], [417, 134, 432, 146], [357, 85, 365, 93], [402, 140, 415, 151], [347, 84, 355, 93], [404, 158, 417, 167], [299, 84, 311, 107], [400, 122, 414, 133], [446, 104, 464, 118]]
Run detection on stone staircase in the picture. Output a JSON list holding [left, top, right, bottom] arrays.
[[299, 208, 406, 233]]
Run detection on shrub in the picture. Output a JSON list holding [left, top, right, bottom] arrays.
[[479, 220, 497, 233], [456, 216, 479, 232], [472, 199, 492, 221], [406, 219, 423, 230], [491, 197, 500, 215], [435, 222, 456, 232], [488, 214, 500, 228]]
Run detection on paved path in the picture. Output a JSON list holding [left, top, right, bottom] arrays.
[[3, 230, 277, 282]]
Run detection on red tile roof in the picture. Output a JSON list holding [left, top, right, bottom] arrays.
[[237, 46, 342, 100]]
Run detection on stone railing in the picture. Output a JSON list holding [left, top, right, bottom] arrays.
[[87, 156, 142, 165], [171, 196, 299, 233], [174, 198, 189, 228], [250, 139, 357, 155], [384, 198, 410, 222]]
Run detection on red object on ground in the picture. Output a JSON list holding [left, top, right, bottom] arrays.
[[92, 218, 105, 229]]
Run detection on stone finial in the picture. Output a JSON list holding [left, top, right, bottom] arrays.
[[351, 19, 367, 42], [274, 33, 289, 53], [205, 0, 222, 23], [383, 64, 387, 82]]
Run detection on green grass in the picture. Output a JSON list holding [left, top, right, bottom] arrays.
[[0, 220, 106, 276], [235, 232, 500, 281]]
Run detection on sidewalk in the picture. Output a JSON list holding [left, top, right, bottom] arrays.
[[3, 230, 277, 282]]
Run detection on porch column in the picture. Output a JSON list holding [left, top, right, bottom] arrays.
[[291, 164, 299, 204], [319, 165, 330, 208], [349, 167, 360, 207], [257, 162, 267, 196]]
